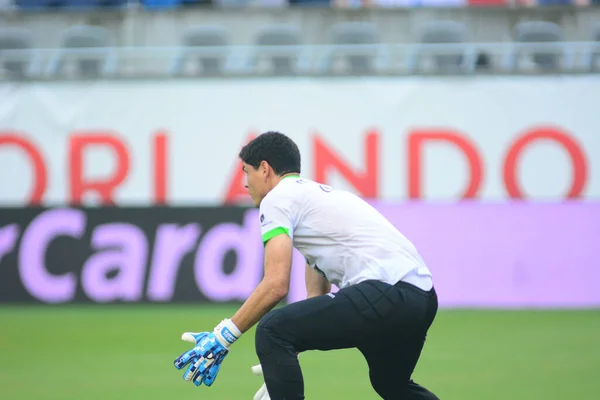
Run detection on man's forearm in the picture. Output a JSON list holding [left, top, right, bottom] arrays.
[[231, 278, 288, 333]]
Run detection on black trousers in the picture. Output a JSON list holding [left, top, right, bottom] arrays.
[[255, 279, 439, 400]]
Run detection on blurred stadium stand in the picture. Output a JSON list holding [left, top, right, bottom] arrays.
[[0, 4, 599, 79], [169, 25, 230, 76], [249, 24, 304, 75], [43, 25, 118, 77]]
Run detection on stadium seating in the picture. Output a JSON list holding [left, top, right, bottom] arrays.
[[0, 8, 598, 80], [584, 21, 600, 71], [14, 0, 62, 9], [0, 27, 34, 78], [511, 21, 566, 71], [6, 0, 600, 10], [466, 0, 507, 5], [44, 25, 116, 78], [249, 24, 304, 76], [142, 0, 180, 9], [319, 22, 384, 75], [169, 25, 230, 76], [15, 0, 126, 9], [409, 20, 476, 73]]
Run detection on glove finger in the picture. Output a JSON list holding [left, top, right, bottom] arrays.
[[251, 364, 263, 376], [186, 357, 215, 385], [183, 364, 195, 382], [192, 359, 214, 387], [174, 349, 198, 370], [181, 332, 207, 345], [191, 356, 216, 386], [202, 361, 222, 387], [203, 350, 229, 387], [183, 357, 202, 382], [192, 368, 206, 387]]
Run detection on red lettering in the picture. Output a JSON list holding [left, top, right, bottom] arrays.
[[314, 131, 379, 198], [0, 133, 47, 205], [224, 134, 256, 204], [153, 132, 167, 205], [503, 126, 587, 199], [69, 134, 130, 205], [408, 130, 483, 199]]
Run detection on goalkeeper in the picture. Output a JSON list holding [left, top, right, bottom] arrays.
[[174, 132, 439, 400]]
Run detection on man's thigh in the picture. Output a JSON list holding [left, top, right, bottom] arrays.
[[258, 281, 396, 352], [359, 331, 427, 383], [356, 284, 439, 399]]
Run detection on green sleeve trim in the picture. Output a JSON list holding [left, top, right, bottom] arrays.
[[262, 227, 290, 244]]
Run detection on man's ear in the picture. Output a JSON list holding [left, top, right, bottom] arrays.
[[260, 160, 270, 177]]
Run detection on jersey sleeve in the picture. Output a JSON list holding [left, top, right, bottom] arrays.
[[259, 192, 295, 244]]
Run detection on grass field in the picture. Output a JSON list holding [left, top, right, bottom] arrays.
[[0, 306, 599, 400]]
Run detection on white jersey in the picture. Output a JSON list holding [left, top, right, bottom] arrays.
[[259, 176, 433, 291]]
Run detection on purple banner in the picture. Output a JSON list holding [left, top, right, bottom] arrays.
[[375, 202, 600, 308], [0, 204, 598, 308]]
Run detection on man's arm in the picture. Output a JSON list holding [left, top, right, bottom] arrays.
[[231, 234, 293, 333], [305, 263, 331, 299]]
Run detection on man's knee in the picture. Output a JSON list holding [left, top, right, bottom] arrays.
[[369, 371, 396, 399], [258, 307, 282, 331], [255, 309, 285, 358]]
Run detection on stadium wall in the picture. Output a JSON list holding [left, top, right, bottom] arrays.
[[1, 75, 598, 308], [1, 76, 599, 205]]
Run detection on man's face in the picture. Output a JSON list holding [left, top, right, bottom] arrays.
[[242, 162, 268, 207]]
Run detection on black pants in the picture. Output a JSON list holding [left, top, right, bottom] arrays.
[[255, 279, 439, 400]]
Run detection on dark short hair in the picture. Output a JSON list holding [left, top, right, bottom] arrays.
[[239, 131, 301, 176]]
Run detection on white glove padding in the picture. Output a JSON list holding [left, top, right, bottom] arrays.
[[251, 364, 270, 400]]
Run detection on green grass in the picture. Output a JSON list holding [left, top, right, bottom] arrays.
[[0, 306, 599, 399]]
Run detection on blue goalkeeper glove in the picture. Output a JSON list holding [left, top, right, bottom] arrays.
[[173, 319, 242, 387]]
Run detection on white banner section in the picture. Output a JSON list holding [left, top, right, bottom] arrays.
[[1, 76, 599, 205]]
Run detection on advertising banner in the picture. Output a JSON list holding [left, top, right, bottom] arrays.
[[1, 76, 599, 206], [1, 203, 598, 308]]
